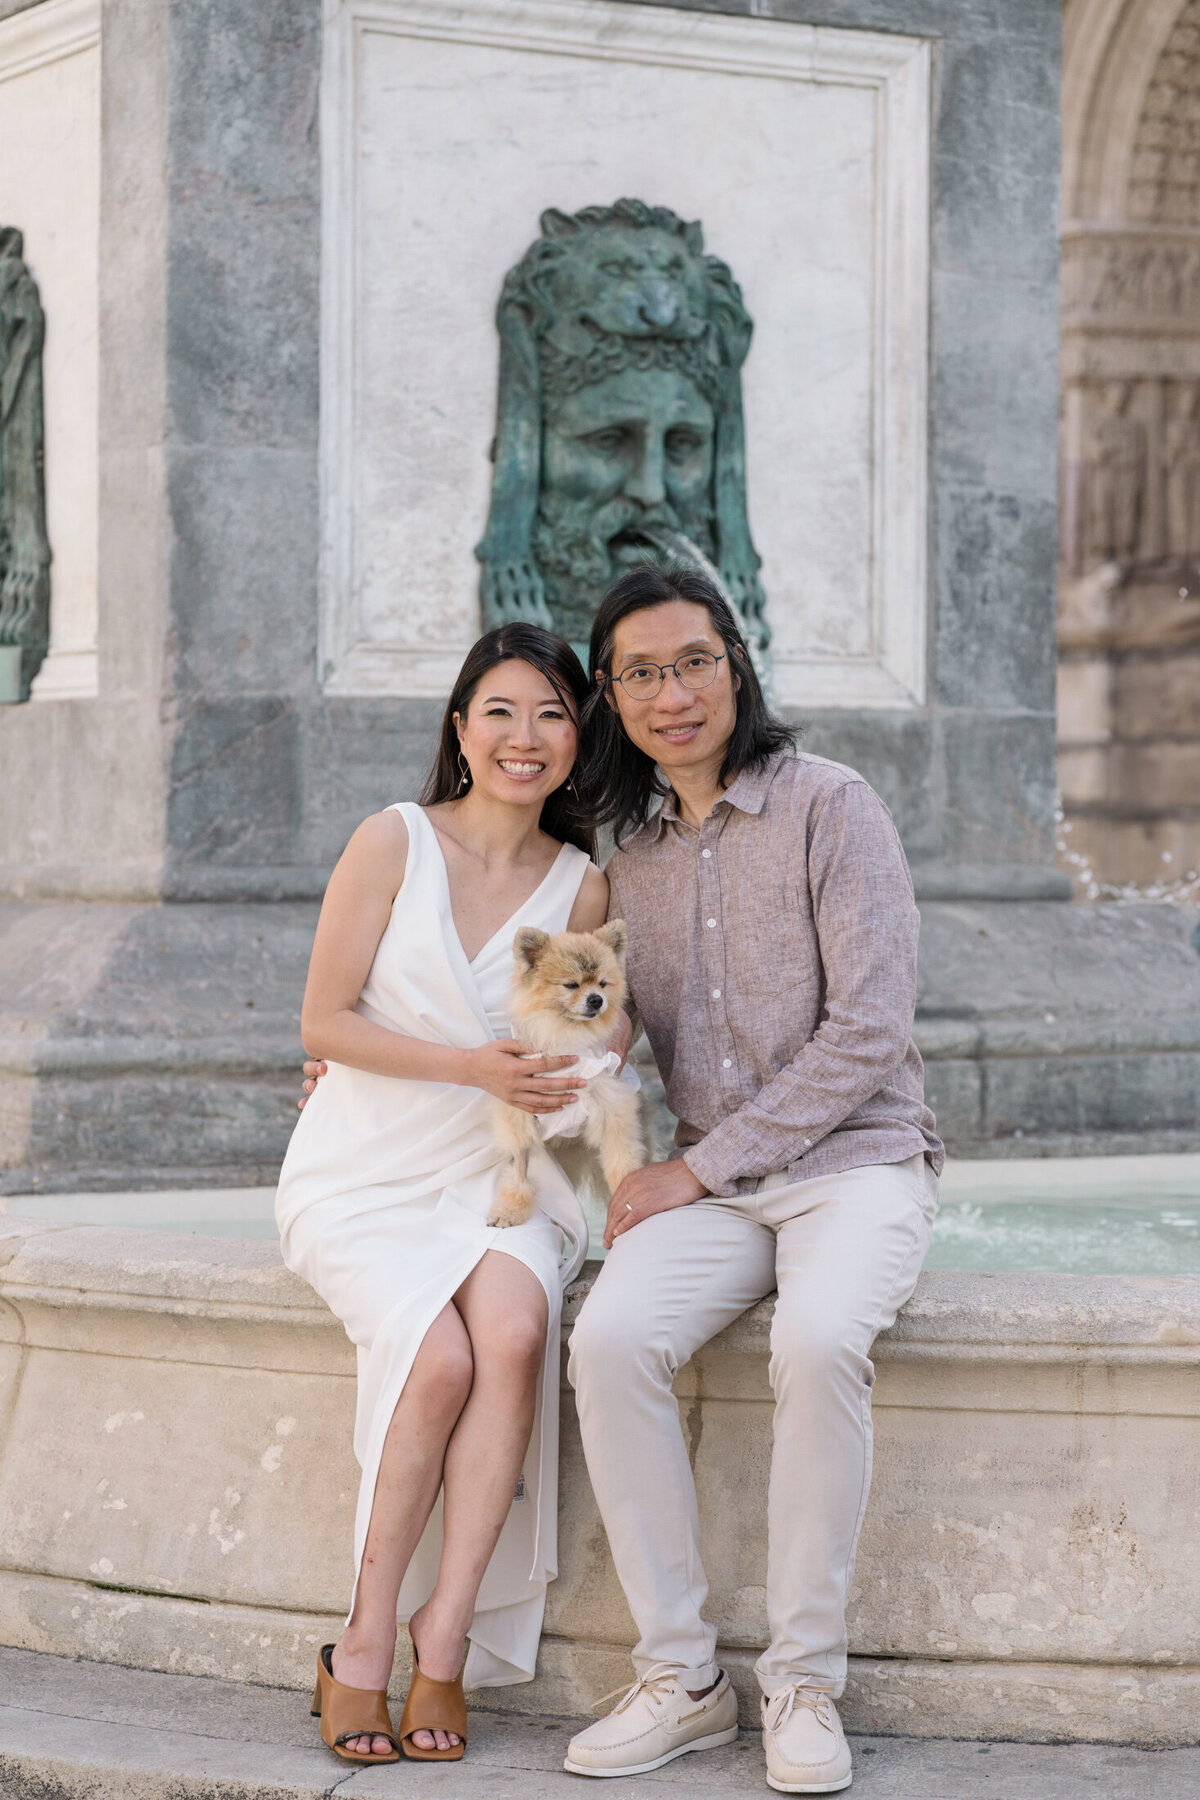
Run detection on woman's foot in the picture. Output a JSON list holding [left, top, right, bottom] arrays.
[[408, 1598, 467, 1752], [331, 1631, 397, 1759]]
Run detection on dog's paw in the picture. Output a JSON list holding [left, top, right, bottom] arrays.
[[489, 1177, 534, 1230]]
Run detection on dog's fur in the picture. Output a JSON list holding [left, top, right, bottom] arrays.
[[489, 921, 646, 1229]]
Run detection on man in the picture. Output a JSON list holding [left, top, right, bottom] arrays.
[[561, 562, 941, 1793]]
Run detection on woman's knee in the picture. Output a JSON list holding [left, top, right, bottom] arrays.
[[410, 1314, 474, 1413], [489, 1310, 546, 1377]]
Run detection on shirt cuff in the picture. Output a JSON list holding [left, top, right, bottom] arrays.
[[681, 1137, 739, 1199]]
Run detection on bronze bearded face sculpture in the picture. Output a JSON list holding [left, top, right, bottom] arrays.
[[476, 200, 769, 669]]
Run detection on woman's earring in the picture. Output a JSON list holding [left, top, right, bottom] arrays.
[[457, 752, 470, 792], [567, 773, 579, 801]]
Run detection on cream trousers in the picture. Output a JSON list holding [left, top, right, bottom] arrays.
[[567, 1152, 938, 1698]]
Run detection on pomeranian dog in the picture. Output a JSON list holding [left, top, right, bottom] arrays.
[[489, 920, 646, 1229]]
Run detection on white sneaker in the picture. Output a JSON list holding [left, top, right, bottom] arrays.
[[564, 1662, 739, 1777], [761, 1687, 852, 1793]]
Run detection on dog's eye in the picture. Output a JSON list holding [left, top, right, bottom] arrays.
[[597, 980, 609, 988], [563, 981, 579, 990]]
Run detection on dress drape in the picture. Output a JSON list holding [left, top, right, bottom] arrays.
[[275, 803, 590, 1686]]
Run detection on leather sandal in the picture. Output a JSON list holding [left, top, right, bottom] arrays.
[[310, 1643, 400, 1764], [398, 1633, 468, 1761]]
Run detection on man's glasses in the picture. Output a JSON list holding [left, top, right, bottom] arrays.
[[604, 651, 726, 701]]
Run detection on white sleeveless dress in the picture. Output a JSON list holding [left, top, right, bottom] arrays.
[[275, 803, 591, 1688]]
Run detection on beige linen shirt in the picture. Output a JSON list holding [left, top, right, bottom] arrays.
[[605, 748, 943, 1198]]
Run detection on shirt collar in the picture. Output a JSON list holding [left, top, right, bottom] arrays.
[[649, 748, 790, 838]]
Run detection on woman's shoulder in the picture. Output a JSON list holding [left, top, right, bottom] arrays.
[[335, 806, 411, 893]]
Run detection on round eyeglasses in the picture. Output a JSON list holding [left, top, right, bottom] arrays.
[[605, 650, 726, 701]]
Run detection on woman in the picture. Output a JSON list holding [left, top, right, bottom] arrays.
[[275, 624, 608, 1765]]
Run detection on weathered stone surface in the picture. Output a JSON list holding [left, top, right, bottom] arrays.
[[3, 1646, 1195, 1800], [1, 1221, 1196, 1745]]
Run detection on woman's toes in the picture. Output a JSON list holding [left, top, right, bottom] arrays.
[[372, 1734, 392, 1755], [413, 1728, 435, 1750]]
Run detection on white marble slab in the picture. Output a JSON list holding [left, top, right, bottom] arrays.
[[321, 0, 930, 707]]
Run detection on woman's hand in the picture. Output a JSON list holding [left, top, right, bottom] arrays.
[[299, 1059, 327, 1110], [465, 1041, 585, 1113], [604, 1159, 708, 1249]]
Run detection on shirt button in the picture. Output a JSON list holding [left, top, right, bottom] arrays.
[[706, 918, 716, 928], [804, 1138, 812, 1147], [722, 1057, 732, 1069], [712, 988, 721, 999], [701, 848, 712, 858]]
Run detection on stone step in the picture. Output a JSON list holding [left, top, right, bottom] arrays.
[[1, 1647, 1197, 1800]]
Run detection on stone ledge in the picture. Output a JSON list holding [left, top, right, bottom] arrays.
[[3, 1223, 1198, 1355]]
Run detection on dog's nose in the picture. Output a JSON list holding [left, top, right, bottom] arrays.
[[584, 992, 604, 1014]]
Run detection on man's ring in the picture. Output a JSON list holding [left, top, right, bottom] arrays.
[[625, 1203, 633, 1213]]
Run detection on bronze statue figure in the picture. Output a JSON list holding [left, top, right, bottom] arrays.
[[0, 227, 50, 701], [476, 200, 769, 672]]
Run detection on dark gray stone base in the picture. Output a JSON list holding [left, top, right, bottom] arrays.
[[2, 897, 1198, 1192]]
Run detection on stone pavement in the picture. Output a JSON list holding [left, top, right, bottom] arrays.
[[0, 1647, 1197, 1800]]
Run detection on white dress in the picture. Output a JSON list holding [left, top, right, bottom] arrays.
[[275, 803, 590, 1688]]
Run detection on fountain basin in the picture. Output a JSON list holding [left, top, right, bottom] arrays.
[[0, 1213, 1196, 1746]]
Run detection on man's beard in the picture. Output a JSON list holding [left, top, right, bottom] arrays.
[[532, 492, 717, 642]]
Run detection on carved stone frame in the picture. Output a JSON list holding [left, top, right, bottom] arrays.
[[320, 0, 931, 708]]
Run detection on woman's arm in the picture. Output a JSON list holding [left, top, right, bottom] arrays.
[[300, 812, 584, 1111], [565, 861, 609, 933]]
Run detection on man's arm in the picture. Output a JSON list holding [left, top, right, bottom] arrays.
[[682, 781, 919, 1198]]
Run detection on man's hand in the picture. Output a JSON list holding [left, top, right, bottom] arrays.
[[604, 1159, 707, 1249], [299, 1059, 327, 1109]]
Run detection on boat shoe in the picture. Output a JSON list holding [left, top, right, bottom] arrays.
[[762, 1686, 852, 1793], [564, 1662, 738, 1777]]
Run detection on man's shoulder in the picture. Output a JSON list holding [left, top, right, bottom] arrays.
[[768, 750, 875, 812]]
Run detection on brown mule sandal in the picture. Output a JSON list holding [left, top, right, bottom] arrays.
[[398, 1636, 468, 1761], [310, 1643, 400, 1764]]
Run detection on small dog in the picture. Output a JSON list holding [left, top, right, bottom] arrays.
[[489, 921, 646, 1229]]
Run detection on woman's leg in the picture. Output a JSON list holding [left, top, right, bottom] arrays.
[[334, 1302, 474, 1756], [406, 1249, 548, 1750]]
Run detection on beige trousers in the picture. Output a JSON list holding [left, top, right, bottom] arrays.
[[567, 1152, 938, 1698]]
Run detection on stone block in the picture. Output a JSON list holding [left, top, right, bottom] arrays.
[[166, 448, 319, 701], [166, 0, 320, 451], [1108, 742, 1200, 813], [1057, 743, 1110, 806], [1114, 651, 1200, 743], [1057, 656, 1112, 745], [932, 484, 1059, 713], [1063, 816, 1200, 890]]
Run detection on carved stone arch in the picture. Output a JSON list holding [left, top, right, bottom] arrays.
[[1063, 0, 1192, 222]]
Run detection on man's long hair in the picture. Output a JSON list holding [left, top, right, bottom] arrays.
[[579, 563, 794, 845], [421, 624, 596, 856]]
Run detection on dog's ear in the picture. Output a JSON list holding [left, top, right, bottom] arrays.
[[594, 919, 628, 963], [513, 926, 551, 969]]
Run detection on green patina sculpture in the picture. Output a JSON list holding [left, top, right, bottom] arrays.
[[476, 200, 770, 672], [0, 227, 50, 702]]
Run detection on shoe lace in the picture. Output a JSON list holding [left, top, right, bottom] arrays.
[[763, 1687, 835, 1735], [591, 1661, 685, 1718]]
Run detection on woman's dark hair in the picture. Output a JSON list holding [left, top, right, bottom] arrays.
[[579, 561, 794, 844], [420, 623, 595, 855]]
